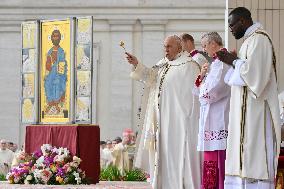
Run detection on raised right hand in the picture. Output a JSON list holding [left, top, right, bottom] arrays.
[[125, 52, 138, 66]]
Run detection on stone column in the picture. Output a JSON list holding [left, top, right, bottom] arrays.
[[107, 20, 136, 139]]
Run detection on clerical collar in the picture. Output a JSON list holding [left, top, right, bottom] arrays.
[[174, 52, 182, 60], [244, 22, 263, 39], [190, 49, 199, 57], [213, 48, 227, 60]]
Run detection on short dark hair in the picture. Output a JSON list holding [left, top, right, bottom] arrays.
[[229, 7, 252, 20], [100, 141, 106, 145], [180, 33, 194, 43], [114, 137, 122, 143]]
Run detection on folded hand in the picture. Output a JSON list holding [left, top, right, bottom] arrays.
[[216, 50, 238, 67]]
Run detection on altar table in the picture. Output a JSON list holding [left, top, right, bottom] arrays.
[[25, 125, 100, 184]]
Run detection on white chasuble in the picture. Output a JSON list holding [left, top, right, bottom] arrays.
[[132, 53, 201, 189], [225, 23, 281, 184]]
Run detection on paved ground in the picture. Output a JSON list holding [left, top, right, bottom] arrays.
[[0, 181, 152, 189]]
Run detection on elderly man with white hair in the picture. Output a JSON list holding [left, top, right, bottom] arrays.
[[193, 32, 230, 189], [0, 139, 14, 175], [125, 35, 201, 189]]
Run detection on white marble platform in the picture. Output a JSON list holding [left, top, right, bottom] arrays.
[[0, 181, 151, 189]]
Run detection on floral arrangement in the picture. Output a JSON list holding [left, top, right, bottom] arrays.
[[6, 144, 88, 185]]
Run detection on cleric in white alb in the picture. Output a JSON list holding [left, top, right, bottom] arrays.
[[217, 7, 281, 189]]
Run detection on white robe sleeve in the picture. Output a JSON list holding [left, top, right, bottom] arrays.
[[224, 59, 246, 86], [200, 61, 230, 104], [130, 62, 158, 88]]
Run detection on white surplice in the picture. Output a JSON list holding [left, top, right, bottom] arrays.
[[224, 23, 281, 188], [112, 143, 129, 175], [195, 58, 230, 151], [132, 53, 201, 189], [0, 149, 14, 175]]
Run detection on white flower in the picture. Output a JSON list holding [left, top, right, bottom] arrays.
[[14, 176, 20, 183], [76, 177, 82, 184], [54, 155, 64, 163], [57, 147, 64, 155], [52, 147, 58, 154], [73, 171, 81, 184], [63, 148, 69, 156], [35, 156, 45, 168], [33, 169, 41, 182], [26, 175, 33, 181], [24, 178, 30, 184], [6, 173, 11, 180], [73, 156, 82, 164], [41, 144, 52, 156], [73, 171, 79, 178]]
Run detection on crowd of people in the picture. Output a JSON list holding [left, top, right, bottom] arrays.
[[0, 139, 22, 176], [126, 6, 282, 189], [100, 128, 136, 175]]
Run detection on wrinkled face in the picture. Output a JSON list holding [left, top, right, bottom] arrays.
[[0, 141, 7, 150], [51, 31, 61, 46], [228, 14, 246, 40], [164, 37, 181, 61], [201, 38, 216, 57], [181, 40, 194, 53]]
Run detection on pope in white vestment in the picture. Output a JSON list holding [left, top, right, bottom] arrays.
[[126, 35, 201, 189], [217, 7, 281, 189]]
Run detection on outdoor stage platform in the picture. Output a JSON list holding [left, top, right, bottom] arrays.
[[0, 181, 151, 189]]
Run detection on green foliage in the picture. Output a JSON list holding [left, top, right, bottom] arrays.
[[100, 166, 147, 182], [99, 165, 123, 181], [0, 174, 6, 181], [124, 168, 147, 181]]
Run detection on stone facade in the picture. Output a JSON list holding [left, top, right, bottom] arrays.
[[0, 0, 225, 145]]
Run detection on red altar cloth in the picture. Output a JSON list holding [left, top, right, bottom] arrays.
[[25, 125, 100, 184]]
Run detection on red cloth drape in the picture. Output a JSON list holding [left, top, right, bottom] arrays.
[[25, 125, 100, 184]]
